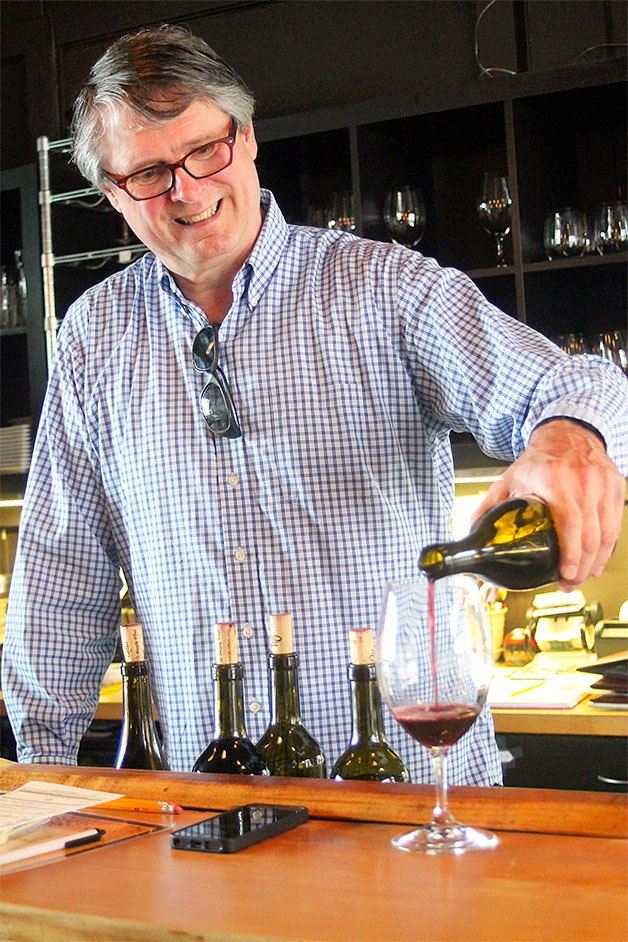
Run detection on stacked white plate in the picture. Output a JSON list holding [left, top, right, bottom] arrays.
[[0, 424, 31, 473]]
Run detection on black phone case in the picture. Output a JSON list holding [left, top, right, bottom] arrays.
[[170, 804, 309, 854]]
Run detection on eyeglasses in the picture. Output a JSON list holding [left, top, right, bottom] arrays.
[[102, 118, 237, 201], [192, 325, 242, 439]]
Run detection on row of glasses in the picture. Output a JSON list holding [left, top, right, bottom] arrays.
[[555, 331, 627, 374], [314, 186, 625, 269], [307, 192, 356, 232], [544, 203, 628, 259], [385, 174, 513, 267]]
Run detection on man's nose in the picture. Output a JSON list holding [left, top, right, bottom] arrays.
[[169, 166, 203, 202]]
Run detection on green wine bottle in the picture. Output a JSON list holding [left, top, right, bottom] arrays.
[[331, 628, 410, 783], [257, 613, 326, 778], [419, 496, 559, 590], [114, 622, 168, 771], [193, 622, 269, 776]]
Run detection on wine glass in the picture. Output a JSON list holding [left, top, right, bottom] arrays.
[[593, 202, 628, 254], [383, 186, 426, 248], [477, 173, 512, 267], [326, 192, 356, 232], [543, 209, 588, 259], [555, 333, 587, 356], [376, 573, 497, 854], [591, 331, 628, 374]]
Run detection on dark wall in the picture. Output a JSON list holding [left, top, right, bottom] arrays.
[[1, 0, 625, 170]]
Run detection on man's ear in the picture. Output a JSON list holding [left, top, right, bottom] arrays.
[[242, 122, 258, 161], [102, 184, 123, 214]]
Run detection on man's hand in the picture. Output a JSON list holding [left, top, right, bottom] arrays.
[[472, 419, 626, 591]]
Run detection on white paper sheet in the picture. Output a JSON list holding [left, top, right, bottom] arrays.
[[0, 781, 122, 843]]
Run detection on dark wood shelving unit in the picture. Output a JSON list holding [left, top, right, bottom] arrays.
[[0, 165, 47, 438], [256, 57, 627, 342]]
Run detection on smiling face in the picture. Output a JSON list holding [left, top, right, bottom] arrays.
[[99, 99, 263, 293]]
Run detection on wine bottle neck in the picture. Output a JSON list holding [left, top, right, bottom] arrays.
[[348, 664, 386, 743], [268, 653, 302, 724], [213, 663, 247, 738], [121, 661, 156, 725]]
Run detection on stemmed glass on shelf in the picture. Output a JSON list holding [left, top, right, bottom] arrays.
[[376, 573, 497, 854], [477, 173, 512, 267], [383, 186, 426, 248]]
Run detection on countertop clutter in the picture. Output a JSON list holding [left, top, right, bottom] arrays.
[[0, 765, 626, 942]]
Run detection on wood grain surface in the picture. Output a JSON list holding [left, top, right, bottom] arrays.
[[1, 763, 625, 838]]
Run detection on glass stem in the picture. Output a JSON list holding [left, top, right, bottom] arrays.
[[494, 232, 506, 267], [430, 747, 458, 828]]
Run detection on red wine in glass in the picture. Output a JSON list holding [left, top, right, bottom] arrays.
[[395, 579, 480, 748], [392, 702, 481, 750]]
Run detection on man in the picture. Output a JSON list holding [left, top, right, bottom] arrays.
[[3, 26, 626, 783]]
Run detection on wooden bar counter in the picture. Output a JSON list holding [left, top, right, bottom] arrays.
[[1, 765, 626, 942]]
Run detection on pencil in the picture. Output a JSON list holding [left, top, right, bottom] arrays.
[[510, 682, 545, 697], [96, 798, 183, 814]]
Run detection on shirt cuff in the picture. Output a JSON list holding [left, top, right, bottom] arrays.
[[531, 416, 607, 449]]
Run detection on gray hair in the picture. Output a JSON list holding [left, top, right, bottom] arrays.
[[71, 25, 255, 186]]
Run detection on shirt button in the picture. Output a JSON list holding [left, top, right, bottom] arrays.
[[227, 473, 240, 487], [234, 547, 247, 562], [242, 624, 254, 638], [249, 699, 262, 714]]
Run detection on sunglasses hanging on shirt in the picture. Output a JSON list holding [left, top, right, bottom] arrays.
[[192, 326, 242, 439]]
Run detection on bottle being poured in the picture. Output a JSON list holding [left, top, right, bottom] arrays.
[[419, 496, 559, 590]]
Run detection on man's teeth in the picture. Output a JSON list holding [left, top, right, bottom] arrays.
[[178, 202, 220, 225]]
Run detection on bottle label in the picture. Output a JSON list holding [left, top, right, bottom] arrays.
[[119, 622, 144, 662], [269, 613, 294, 654], [349, 628, 375, 665]]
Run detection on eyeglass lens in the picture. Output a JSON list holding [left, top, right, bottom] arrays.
[[193, 326, 218, 371], [193, 327, 241, 438], [200, 372, 238, 436]]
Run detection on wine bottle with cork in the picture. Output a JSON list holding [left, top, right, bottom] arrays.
[[256, 613, 326, 777], [331, 627, 410, 782], [114, 622, 169, 770], [419, 496, 559, 590], [192, 622, 269, 775]]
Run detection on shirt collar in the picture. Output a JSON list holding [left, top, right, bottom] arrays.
[[156, 188, 289, 318], [245, 189, 290, 309]]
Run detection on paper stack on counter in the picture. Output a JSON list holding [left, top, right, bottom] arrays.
[[578, 652, 628, 710], [0, 781, 122, 845], [488, 671, 593, 709]]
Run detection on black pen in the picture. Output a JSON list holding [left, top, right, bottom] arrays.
[[64, 828, 105, 850]]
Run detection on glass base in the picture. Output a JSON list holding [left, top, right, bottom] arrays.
[[392, 823, 498, 855]]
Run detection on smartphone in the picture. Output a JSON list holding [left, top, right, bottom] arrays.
[[170, 804, 309, 854]]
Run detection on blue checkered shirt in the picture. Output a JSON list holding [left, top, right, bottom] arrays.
[[4, 190, 627, 784]]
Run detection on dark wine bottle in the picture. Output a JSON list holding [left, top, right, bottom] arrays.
[[256, 613, 326, 778], [331, 628, 410, 783], [193, 622, 269, 776], [114, 622, 168, 771], [419, 496, 559, 590]]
